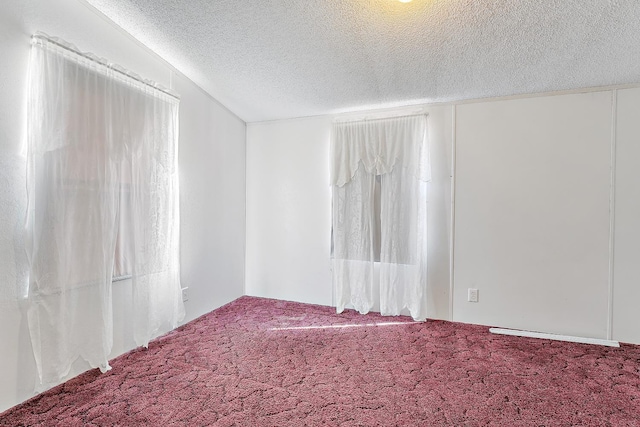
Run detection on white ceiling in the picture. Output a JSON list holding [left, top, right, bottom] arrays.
[[84, 0, 640, 123]]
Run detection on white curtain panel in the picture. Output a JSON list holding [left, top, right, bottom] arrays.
[[25, 34, 184, 388], [331, 115, 430, 321]]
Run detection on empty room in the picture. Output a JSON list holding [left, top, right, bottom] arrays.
[[2, 0, 640, 425]]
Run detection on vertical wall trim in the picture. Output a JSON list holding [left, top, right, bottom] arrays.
[[607, 90, 618, 340], [449, 105, 457, 322], [244, 126, 250, 297], [243, 123, 248, 298]]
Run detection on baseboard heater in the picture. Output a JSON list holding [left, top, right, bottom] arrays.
[[489, 328, 620, 347]]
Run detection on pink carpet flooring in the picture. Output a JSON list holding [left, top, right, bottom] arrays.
[[2, 296, 640, 426]]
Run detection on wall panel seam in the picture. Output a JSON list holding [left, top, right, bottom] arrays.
[[607, 89, 618, 340], [449, 105, 456, 322]]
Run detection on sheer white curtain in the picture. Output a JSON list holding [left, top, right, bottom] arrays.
[[25, 33, 184, 388], [331, 115, 429, 321]]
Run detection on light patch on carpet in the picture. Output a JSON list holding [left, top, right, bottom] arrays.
[[269, 321, 421, 331]]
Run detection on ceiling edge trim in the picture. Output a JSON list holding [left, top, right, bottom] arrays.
[[248, 81, 640, 126]]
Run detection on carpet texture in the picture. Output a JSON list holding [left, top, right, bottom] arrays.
[[1, 296, 640, 426]]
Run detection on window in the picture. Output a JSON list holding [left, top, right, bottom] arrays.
[[330, 114, 430, 320], [25, 33, 184, 387]]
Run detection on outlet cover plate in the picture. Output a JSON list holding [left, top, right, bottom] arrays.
[[468, 288, 479, 303]]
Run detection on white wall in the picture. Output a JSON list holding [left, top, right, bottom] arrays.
[[453, 92, 612, 339], [176, 71, 247, 317], [612, 88, 640, 343], [246, 116, 333, 306], [246, 88, 640, 346], [0, 0, 246, 412], [246, 106, 453, 319]]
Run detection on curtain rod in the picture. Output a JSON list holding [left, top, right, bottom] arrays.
[[333, 111, 428, 124], [31, 33, 180, 101]]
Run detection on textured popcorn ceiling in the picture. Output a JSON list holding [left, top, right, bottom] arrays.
[[83, 0, 640, 122]]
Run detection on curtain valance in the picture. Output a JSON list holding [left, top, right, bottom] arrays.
[[330, 115, 430, 187]]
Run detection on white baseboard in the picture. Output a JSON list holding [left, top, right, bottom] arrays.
[[489, 328, 620, 347]]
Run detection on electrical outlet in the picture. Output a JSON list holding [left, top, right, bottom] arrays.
[[181, 287, 189, 302], [467, 288, 479, 303]]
